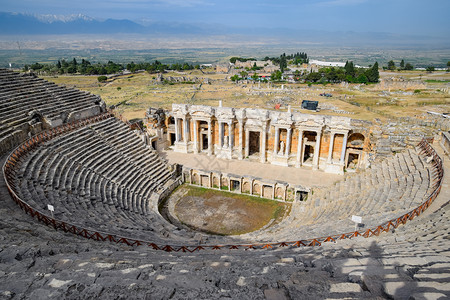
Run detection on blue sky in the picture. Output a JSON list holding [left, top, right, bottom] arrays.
[[1, 0, 449, 36]]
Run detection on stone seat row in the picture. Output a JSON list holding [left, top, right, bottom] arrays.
[[0, 78, 88, 106], [17, 176, 180, 243], [305, 150, 431, 220], [0, 69, 105, 156], [0, 89, 99, 122], [18, 120, 172, 204], [12, 117, 191, 243], [241, 149, 434, 243]]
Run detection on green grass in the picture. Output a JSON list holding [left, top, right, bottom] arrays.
[[424, 79, 450, 83], [174, 184, 289, 235]]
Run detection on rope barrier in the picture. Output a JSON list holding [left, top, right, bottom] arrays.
[[2, 118, 444, 252]]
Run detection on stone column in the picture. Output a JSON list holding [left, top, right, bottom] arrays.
[[301, 137, 307, 165], [239, 178, 242, 193], [238, 121, 243, 160], [207, 119, 212, 156], [174, 117, 180, 142], [228, 121, 234, 149], [218, 121, 223, 148], [193, 119, 198, 153], [285, 128, 292, 157], [273, 127, 279, 155], [327, 132, 335, 164], [261, 127, 267, 163], [183, 118, 189, 143], [313, 130, 322, 170], [340, 132, 348, 164], [245, 129, 250, 158], [295, 129, 304, 168], [271, 185, 275, 200]]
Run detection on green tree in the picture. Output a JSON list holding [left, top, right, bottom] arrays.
[[67, 65, 77, 74], [400, 59, 405, 69], [251, 73, 259, 81], [279, 55, 287, 73], [230, 74, 240, 82], [305, 72, 321, 82], [426, 66, 435, 72], [183, 63, 191, 70], [447, 61, 450, 72], [356, 74, 368, 84], [271, 70, 283, 81], [344, 61, 355, 77], [240, 71, 248, 79], [366, 62, 379, 83], [404, 63, 414, 70], [387, 60, 396, 70]]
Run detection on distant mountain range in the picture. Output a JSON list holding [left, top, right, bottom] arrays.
[[0, 12, 448, 48], [0, 12, 217, 35], [0, 12, 148, 35]]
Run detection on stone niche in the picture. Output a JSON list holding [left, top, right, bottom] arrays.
[[151, 104, 372, 175]]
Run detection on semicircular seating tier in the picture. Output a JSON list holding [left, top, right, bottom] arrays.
[[0, 68, 106, 155], [1, 68, 440, 247], [9, 116, 436, 246], [11, 117, 199, 243], [240, 148, 434, 243]]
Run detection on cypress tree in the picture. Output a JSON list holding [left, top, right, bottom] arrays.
[[367, 62, 379, 83]]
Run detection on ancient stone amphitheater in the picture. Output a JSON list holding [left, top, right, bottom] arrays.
[[0, 68, 449, 299]]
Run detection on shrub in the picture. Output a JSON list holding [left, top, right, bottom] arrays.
[[97, 75, 107, 82]]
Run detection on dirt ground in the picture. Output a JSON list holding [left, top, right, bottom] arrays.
[[42, 70, 450, 122], [173, 185, 288, 235]]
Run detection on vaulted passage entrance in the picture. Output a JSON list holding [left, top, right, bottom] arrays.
[[249, 131, 260, 156]]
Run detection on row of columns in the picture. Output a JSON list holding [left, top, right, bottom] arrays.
[[189, 170, 286, 201], [175, 117, 349, 169]]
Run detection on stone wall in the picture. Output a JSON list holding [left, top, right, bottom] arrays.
[[183, 167, 309, 202], [440, 131, 450, 156], [148, 104, 374, 175]]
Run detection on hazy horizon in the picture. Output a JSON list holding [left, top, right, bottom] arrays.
[[0, 0, 449, 68], [1, 0, 449, 37]]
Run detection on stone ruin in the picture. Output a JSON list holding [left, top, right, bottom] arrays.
[[148, 103, 374, 175], [0, 68, 449, 299], [375, 77, 426, 91], [0, 69, 106, 155]]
